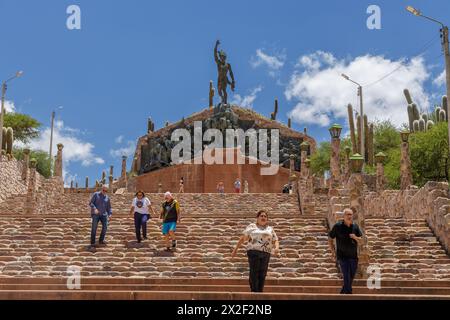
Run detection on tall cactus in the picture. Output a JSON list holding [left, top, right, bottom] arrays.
[[411, 103, 420, 122], [436, 107, 442, 122], [418, 118, 426, 132], [363, 115, 369, 163], [403, 89, 413, 104], [368, 123, 374, 166], [413, 120, 420, 132], [426, 120, 434, 131], [5, 127, 13, 155], [356, 114, 361, 154], [443, 95, 448, 122], [1, 127, 6, 151], [271, 99, 279, 120], [439, 109, 446, 122], [347, 104, 357, 154], [287, 117, 291, 128], [407, 104, 414, 132], [421, 113, 428, 123]]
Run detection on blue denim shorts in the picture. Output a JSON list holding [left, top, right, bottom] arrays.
[[162, 221, 177, 235]]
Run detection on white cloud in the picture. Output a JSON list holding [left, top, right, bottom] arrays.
[[285, 52, 430, 128], [433, 70, 446, 87], [115, 135, 124, 144], [21, 120, 104, 168], [250, 49, 286, 76], [231, 86, 263, 108], [110, 140, 136, 158], [0, 100, 16, 113]]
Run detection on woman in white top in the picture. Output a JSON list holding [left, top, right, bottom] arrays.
[[130, 190, 156, 243], [231, 210, 280, 292]]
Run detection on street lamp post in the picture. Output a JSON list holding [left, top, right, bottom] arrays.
[[341, 74, 365, 163], [0, 71, 23, 148], [49, 106, 63, 176], [406, 5, 450, 185]]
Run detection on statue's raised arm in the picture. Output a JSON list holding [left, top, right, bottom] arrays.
[[214, 40, 220, 64]]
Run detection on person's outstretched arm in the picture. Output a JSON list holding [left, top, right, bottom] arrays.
[[231, 235, 248, 258]]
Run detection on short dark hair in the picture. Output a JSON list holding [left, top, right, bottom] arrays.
[[256, 210, 268, 218], [135, 190, 145, 197]]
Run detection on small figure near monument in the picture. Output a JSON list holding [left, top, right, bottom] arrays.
[[234, 178, 241, 193], [88, 185, 112, 251], [244, 180, 249, 193], [217, 181, 225, 194], [231, 210, 280, 292], [179, 177, 184, 193], [328, 208, 363, 294], [214, 40, 235, 105]]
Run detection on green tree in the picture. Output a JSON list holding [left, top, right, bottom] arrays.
[[409, 122, 448, 186], [4, 113, 41, 143], [383, 148, 401, 189], [373, 120, 401, 152], [13, 148, 52, 178], [310, 141, 331, 175]]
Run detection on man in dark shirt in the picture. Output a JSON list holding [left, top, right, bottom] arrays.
[[88, 185, 112, 251], [328, 208, 363, 294]]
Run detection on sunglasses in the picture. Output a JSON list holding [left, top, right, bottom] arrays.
[[259, 215, 268, 218]]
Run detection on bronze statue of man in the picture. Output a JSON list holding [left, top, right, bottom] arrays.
[[214, 40, 235, 105]]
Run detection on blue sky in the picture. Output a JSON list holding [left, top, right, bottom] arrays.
[[1, 0, 449, 184]]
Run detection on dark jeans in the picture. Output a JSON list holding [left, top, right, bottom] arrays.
[[90, 214, 108, 245], [247, 250, 271, 292], [338, 258, 358, 294], [134, 212, 149, 242]]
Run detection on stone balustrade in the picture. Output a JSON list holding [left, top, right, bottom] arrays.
[[364, 181, 450, 253]]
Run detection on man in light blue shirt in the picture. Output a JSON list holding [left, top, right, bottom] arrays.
[[88, 185, 112, 250]]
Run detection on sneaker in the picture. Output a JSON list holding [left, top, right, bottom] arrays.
[[88, 245, 96, 252], [165, 247, 172, 252], [143, 236, 148, 240], [99, 241, 107, 246], [172, 240, 177, 248]]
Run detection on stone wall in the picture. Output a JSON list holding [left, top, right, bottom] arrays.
[[363, 183, 447, 219], [34, 177, 65, 214], [0, 156, 27, 204], [363, 181, 450, 252], [135, 152, 292, 194]]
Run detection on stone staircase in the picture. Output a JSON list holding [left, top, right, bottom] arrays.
[[365, 217, 450, 280], [1, 277, 450, 299], [0, 191, 449, 299], [0, 192, 302, 216]]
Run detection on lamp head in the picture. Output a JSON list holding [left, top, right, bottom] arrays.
[[16, 71, 24, 78], [329, 123, 343, 139], [406, 6, 421, 16], [341, 73, 350, 80]]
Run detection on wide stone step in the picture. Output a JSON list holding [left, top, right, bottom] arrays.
[[0, 289, 449, 300]]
